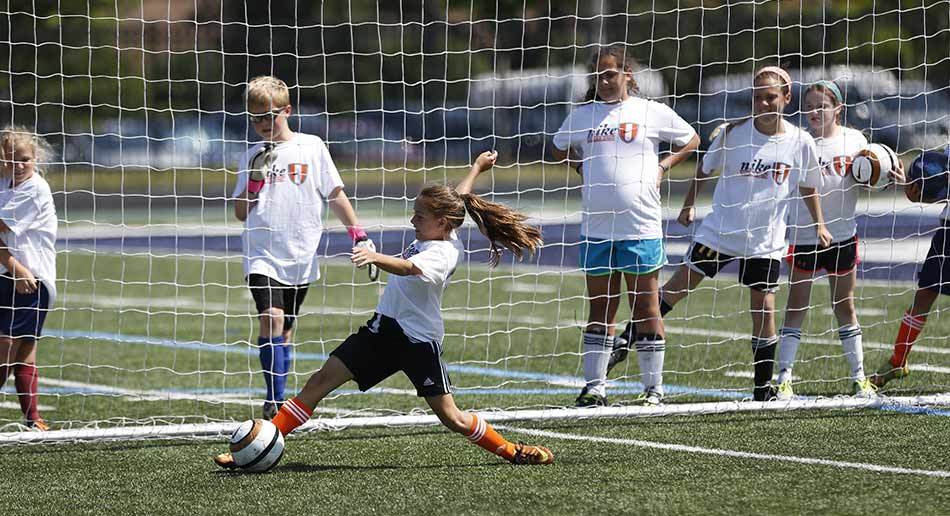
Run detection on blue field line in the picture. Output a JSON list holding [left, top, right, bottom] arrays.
[[877, 404, 950, 416], [46, 329, 743, 400], [38, 329, 950, 416]]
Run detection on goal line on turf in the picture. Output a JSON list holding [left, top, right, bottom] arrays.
[[3, 393, 949, 444]]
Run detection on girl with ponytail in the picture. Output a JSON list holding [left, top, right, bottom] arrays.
[[214, 151, 554, 468]]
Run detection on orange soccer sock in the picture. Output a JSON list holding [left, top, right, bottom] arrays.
[[271, 397, 313, 436], [891, 311, 927, 367], [465, 414, 515, 460]]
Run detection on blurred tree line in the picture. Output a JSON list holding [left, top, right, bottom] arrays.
[[1, 0, 947, 131]]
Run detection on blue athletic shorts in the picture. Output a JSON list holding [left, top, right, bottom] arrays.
[[578, 237, 666, 276], [0, 275, 51, 340], [918, 220, 950, 295]]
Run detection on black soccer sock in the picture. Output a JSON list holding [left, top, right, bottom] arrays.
[[659, 299, 673, 317], [751, 336, 779, 389]]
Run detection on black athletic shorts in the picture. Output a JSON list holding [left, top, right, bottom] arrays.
[[331, 313, 451, 398], [686, 242, 781, 292], [918, 220, 950, 295], [248, 274, 309, 332], [786, 236, 859, 275]]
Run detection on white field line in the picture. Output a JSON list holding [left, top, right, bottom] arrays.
[[59, 247, 926, 289], [37, 377, 378, 416], [663, 324, 950, 357], [59, 294, 546, 324], [499, 426, 950, 478], [911, 364, 950, 374], [502, 281, 559, 294], [0, 401, 55, 412], [821, 307, 888, 317], [724, 371, 800, 381]]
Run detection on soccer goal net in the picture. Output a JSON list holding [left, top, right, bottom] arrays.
[[1, 1, 949, 443]]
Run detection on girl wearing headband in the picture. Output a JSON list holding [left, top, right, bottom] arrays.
[[658, 66, 831, 401], [778, 80, 905, 399]]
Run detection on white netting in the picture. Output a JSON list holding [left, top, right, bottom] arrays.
[[1, 1, 949, 442]]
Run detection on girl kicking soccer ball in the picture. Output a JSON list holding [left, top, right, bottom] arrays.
[[777, 80, 905, 399], [0, 126, 57, 430], [659, 66, 831, 401], [214, 151, 554, 468]]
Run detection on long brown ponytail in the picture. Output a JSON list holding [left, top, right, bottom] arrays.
[[419, 185, 543, 267]]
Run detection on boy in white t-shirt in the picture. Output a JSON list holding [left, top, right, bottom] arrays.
[[0, 126, 58, 431], [215, 151, 556, 468], [660, 67, 832, 401], [233, 76, 375, 419]]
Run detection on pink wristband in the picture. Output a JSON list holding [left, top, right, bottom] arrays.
[[347, 226, 368, 242], [247, 178, 265, 194]]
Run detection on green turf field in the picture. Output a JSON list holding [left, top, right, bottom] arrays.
[[1, 251, 949, 512]]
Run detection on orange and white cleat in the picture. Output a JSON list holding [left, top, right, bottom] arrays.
[[25, 419, 49, 432], [511, 443, 554, 465], [213, 452, 239, 470]]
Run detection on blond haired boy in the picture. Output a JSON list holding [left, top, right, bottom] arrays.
[[234, 76, 375, 419]]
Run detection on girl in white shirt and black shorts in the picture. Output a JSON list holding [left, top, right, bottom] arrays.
[[778, 80, 904, 400], [660, 67, 832, 401], [216, 151, 556, 468]]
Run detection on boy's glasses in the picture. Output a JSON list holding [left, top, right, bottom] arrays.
[[248, 107, 287, 124]]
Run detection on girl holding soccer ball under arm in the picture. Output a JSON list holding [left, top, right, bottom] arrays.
[[0, 126, 58, 431], [777, 80, 905, 400], [215, 150, 554, 468], [552, 44, 699, 407], [658, 66, 832, 401]]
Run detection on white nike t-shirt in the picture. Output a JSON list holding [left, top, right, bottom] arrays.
[[787, 126, 868, 245], [694, 119, 822, 259], [375, 232, 465, 344], [0, 174, 58, 301], [553, 96, 697, 240], [232, 133, 344, 285]]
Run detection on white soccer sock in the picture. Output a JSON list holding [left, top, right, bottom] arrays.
[[839, 324, 865, 381], [776, 327, 802, 384], [635, 336, 666, 394], [583, 332, 613, 397]]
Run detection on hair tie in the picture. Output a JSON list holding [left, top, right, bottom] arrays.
[[813, 80, 844, 104]]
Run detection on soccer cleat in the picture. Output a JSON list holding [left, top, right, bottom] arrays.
[[776, 380, 795, 401], [575, 386, 608, 407], [853, 378, 878, 399], [25, 419, 49, 432], [869, 361, 910, 388], [511, 443, 554, 465], [213, 452, 239, 470], [605, 324, 635, 375], [262, 401, 282, 420], [752, 385, 777, 402], [640, 387, 663, 406]]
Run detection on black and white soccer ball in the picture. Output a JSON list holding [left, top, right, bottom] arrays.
[[851, 143, 899, 189], [228, 419, 285, 472]]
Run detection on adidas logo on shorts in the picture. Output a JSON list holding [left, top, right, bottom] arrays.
[[422, 378, 435, 387]]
